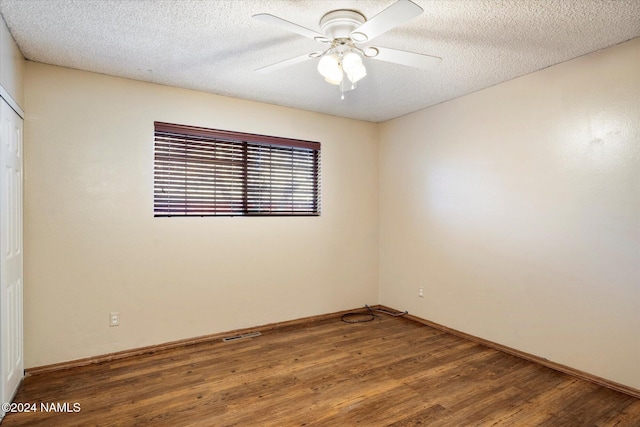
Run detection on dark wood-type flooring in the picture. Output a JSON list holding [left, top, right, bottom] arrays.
[[3, 313, 640, 426]]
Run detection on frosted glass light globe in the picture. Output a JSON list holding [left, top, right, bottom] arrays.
[[317, 54, 343, 85], [342, 52, 362, 75]]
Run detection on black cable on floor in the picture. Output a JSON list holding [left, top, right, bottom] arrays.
[[341, 305, 408, 324]]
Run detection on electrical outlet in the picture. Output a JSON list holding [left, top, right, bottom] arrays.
[[110, 312, 120, 327], [418, 287, 424, 298]]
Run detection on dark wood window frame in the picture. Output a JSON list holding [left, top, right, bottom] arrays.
[[154, 122, 321, 217]]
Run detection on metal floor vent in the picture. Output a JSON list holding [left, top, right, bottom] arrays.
[[222, 331, 262, 342]]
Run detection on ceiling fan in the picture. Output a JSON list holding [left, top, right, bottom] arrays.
[[253, 0, 442, 99]]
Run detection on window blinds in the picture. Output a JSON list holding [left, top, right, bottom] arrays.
[[154, 122, 320, 216]]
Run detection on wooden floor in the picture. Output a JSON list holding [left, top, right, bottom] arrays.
[[3, 313, 640, 426]]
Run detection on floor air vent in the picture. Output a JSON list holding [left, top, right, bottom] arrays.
[[222, 331, 262, 342]]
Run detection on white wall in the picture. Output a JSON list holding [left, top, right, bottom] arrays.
[[379, 38, 640, 389], [24, 62, 379, 368]]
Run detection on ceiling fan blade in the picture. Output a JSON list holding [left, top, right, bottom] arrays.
[[253, 13, 329, 42], [255, 53, 316, 74], [369, 46, 442, 70], [350, 0, 423, 42]]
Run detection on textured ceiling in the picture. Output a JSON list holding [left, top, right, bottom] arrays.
[[0, 0, 638, 122]]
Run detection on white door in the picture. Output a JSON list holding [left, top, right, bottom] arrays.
[[0, 97, 23, 410]]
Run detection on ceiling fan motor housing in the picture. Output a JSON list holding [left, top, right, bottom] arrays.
[[319, 10, 366, 40]]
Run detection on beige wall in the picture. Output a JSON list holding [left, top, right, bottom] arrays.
[[379, 38, 640, 389], [0, 15, 24, 109], [24, 62, 379, 367]]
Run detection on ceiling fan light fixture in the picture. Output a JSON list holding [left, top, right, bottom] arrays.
[[342, 51, 366, 84], [318, 54, 343, 85], [342, 51, 362, 74], [347, 64, 367, 83], [325, 75, 343, 85]]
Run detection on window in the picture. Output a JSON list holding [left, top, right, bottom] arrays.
[[154, 122, 320, 217]]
